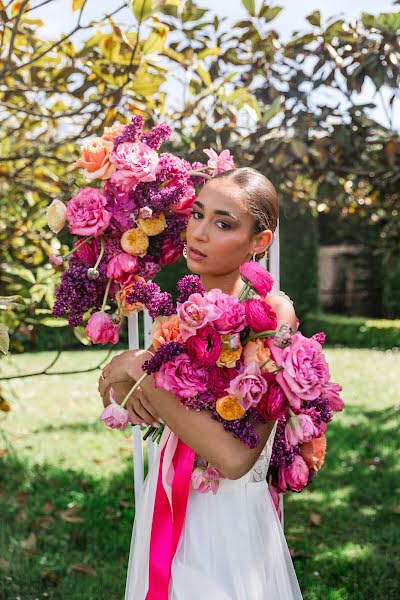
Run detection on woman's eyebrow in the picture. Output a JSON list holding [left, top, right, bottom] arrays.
[[193, 200, 240, 222]]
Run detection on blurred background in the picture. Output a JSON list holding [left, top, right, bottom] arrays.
[[0, 1, 399, 598]]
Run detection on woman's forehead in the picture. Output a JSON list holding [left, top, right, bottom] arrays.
[[198, 180, 248, 215]]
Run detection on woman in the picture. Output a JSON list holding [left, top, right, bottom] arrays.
[[99, 167, 303, 599]]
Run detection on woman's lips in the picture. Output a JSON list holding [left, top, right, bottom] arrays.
[[188, 246, 207, 261]]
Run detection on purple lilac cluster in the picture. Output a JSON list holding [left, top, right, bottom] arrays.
[[53, 259, 106, 326], [141, 124, 172, 151], [211, 410, 260, 449], [127, 280, 175, 318], [113, 114, 145, 147], [182, 391, 216, 411], [103, 181, 137, 234], [177, 275, 205, 304], [137, 256, 161, 281], [302, 397, 332, 431], [142, 341, 185, 374], [269, 418, 301, 469]]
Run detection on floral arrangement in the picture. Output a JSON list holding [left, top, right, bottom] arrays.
[[46, 115, 234, 345], [100, 260, 344, 500]]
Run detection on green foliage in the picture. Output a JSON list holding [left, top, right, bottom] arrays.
[[302, 312, 400, 349]]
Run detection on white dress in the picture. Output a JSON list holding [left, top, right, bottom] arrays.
[[125, 420, 303, 599]]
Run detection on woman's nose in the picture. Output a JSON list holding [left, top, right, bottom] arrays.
[[191, 220, 209, 242]]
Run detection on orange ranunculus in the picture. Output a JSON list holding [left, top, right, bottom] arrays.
[[75, 137, 116, 180], [137, 212, 166, 236], [216, 395, 246, 421], [216, 335, 242, 368], [117, 278, 145, 317], [151, 315, 183, 350], [300, 434, 327, 470], [101, 123, 126, 142], [242, 338, 277, 373], [121, 228, 149, 256]]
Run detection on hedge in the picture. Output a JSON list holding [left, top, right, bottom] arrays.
[[302, 312, 400, 349]]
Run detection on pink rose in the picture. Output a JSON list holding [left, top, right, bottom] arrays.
[[268, 484, 282, 522], [257, 381, 289, 420], [324, 381, 344, 412], [243, 299, 277, 332], [312, 331, 326, 346], [228, 362, 268, 410], [67, 187, 111, 237], [106, 252, 139, 284], [278, 455, 309, 493], [186, 325, 222, 367], [284, 413, 318, 447], [177, 293, 223, 341], [100, 388, 129, 430], [110, 169, 139, 191], [85, 311, 120, 345], [154, 352, 208, 398], [239, 262, 274, 298], [170, 183, 196, 216], [159, 238, 183, 266], [109, 141, 159, 182], [204, 289, 246, 334], [208, 365, 240, 397], [203, 148, 234, 174], [267, 333, 330, 411], [191, 465, 221, 494]]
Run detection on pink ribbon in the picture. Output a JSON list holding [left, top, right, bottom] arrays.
[[146, 429, 195, 600]]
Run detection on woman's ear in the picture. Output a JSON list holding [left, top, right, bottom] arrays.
[[253, 229, 273, 255]]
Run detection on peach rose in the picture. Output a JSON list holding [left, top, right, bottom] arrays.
[[75, 137, 116, 180], [151, 315, 183, 350], [216, 334, 242, 368], [216, 395, 246, 421], [101, 123, 125, 142], [117, 278, 145, 317], [242, 339, 277, 373], [47, 199, 67, 233], [300, 434, 327, 470], [137, 212, 166, 236], [121, 227, 149, 256]]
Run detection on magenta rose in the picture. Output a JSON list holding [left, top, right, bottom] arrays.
[[268, 333, 330, 411], [170, 182, 196, 217], [109, 141, 159, 182], [100, 388, 129, 430], [228, 362, 268, 410], [177, 293, 223, 341], [85, 311, 119, 345], [278, 455, 309, 493], [208, 365, 240, 397], [239, 262, 274, 298], [186, 325, 222, 367], [257, 381, 289, 420], [73, 238, 100, 265], [159, 238, 183, 266], [204, 289, 246, 334], [154, 352, 208, 398], [284, 413, 318, 446], [324, 381, 344, 412], [243, 299, 277, 332], [67, 187, 111, 237], [106, 252, 139, 284]]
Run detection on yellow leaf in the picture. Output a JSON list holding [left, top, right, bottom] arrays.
[[143, 25, 169, 54], [131, 68, 165, 96], [11, 1, 31, 18], [132, 0, 153, 23], [196, 65, 211, 87], [101, 34, 120, 61], [197, 47, 221, 60], [72, 0, 85, 11]]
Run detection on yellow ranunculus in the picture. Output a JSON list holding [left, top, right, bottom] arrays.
[[121, 228, 149, 256], [47, 199, 67, 233], [216, 395, 245, 421], [216, 335, 242, 368], [137, 212, 166, 236]]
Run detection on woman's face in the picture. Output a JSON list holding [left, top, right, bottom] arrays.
[[185, 179, 259, 276]]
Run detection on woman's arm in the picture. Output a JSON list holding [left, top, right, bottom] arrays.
[[267, 293, 298, 332]]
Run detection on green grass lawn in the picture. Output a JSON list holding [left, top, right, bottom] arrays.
[[0, 347, 399, 599]]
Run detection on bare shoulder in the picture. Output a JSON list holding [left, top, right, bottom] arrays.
[[267, 293, 298, 331]]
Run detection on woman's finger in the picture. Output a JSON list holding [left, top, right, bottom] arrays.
[[127, 393, 159, 427]]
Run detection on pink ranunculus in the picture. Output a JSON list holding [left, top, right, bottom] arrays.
[[109, 168, 139, 192], [268, 484, 282, 522], [67, 187, 111, 237], [257, 381, 289, 420], [203, 148, 234, 174], [85, 311, 120, 345], [170, 182, 196, 217], [278, 455, 309, 493], [177, 293, 223, 342], [106, 252, 139, 284], [239, 262, 274, 298], [154, 353, 209, 399], [191, 465, 221, 494], [267, 333, 330, 411], [109, 141, 159, 182], [324, 381, 344, 412], [159, 237, 183, 266], [186, 325, 222, 368], [228, 362, 268, 411], [284, 413, 318, 447], [208, 364, 240, 397], [312, 331, 326, 346], [243, 299, 277, 332], [100, 388, 129, 430], [204, 289, 247, 334]]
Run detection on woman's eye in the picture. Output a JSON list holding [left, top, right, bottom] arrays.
[[217, 221, 231, 230], [191, 210, 202, 219]]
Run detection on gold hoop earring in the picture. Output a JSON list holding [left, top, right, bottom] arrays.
[[252, 252, 258, 262], [183, 243, 188, 259]]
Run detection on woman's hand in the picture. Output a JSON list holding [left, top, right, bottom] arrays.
[[98, 349, 161, 427]]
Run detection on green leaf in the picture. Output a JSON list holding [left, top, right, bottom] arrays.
[[73, 326, 92, 346], [258, 6, 283, 23], [262, 96, 283, 124], [242, 0, 256, 17], [307, 10, 321, 27], [131, 0, 154, 23], [196, 65, 212, 87], [197, 47, 221, 60], [0, 295, 26, 309], [143, 25, 169, 54], [0, 324, 9, 355], [8, 266, 36, 285], [39, 317, 69, 327]]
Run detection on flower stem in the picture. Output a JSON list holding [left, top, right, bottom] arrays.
[[259, 357, 272, 370], [101, 278, 113, 312], [121, 372, 148, 409], [188, 168, 212, 180], [244, 330, 276, 343], [64, 235, 94, 258], [93, 236, 105, 271]]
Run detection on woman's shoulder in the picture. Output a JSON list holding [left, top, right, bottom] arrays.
[[266, 290, 298, 331]]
